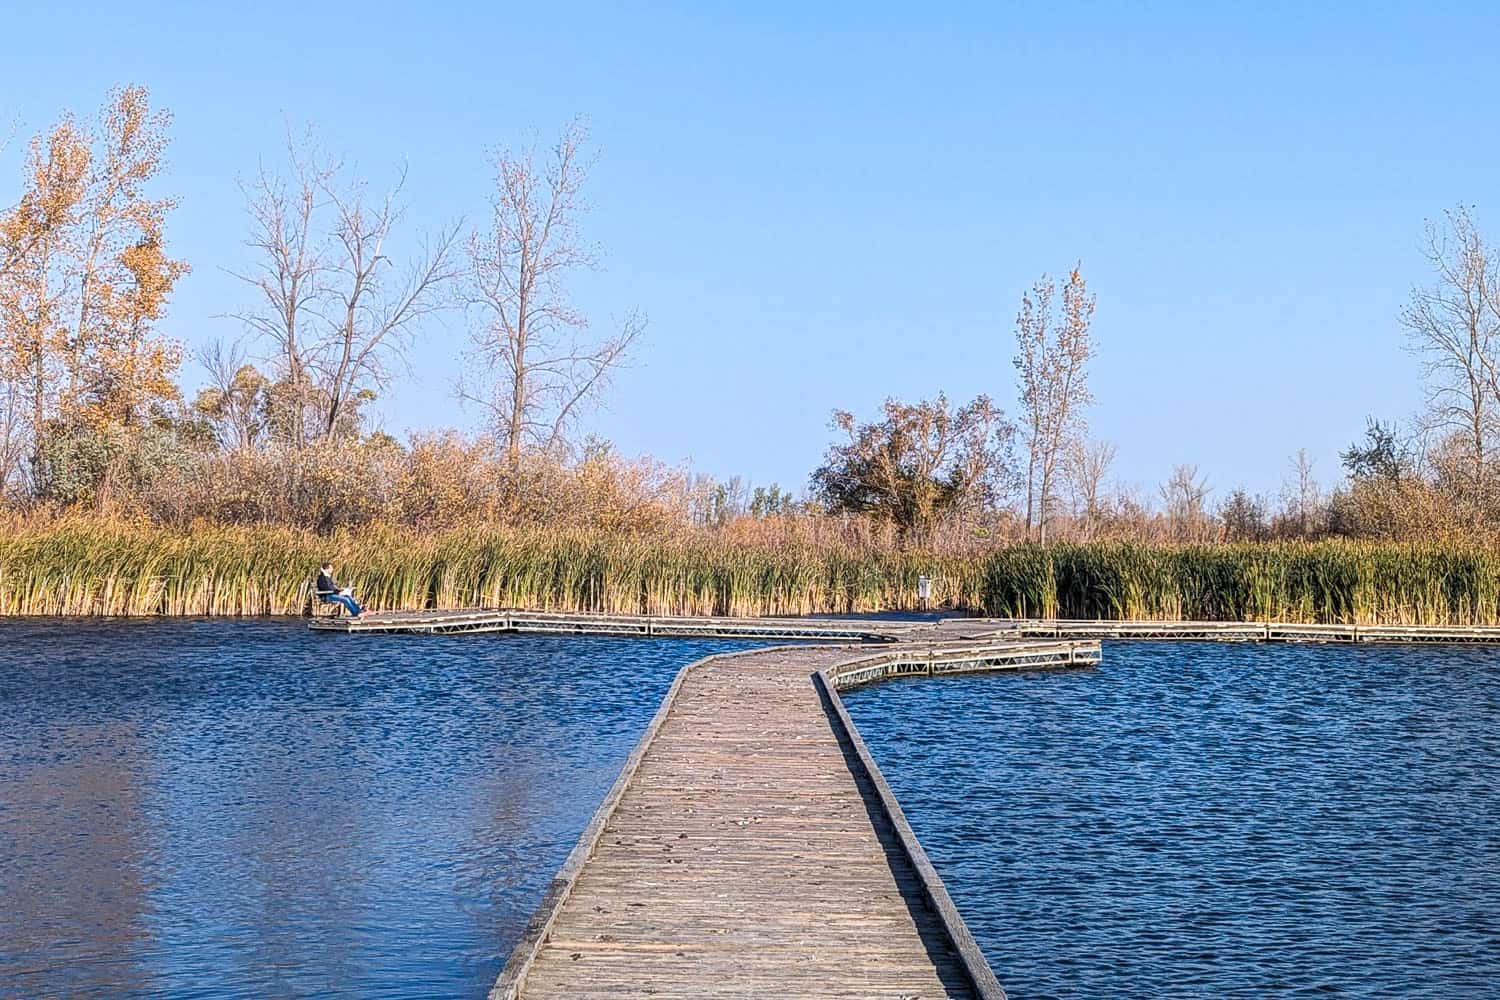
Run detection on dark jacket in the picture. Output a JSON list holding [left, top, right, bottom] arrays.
[[316, 570, 337, 595]]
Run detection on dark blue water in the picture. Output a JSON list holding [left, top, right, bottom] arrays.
[[0, 619, 758, 999], [845, 641, 1500, 999]]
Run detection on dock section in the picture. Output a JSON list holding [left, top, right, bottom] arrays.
[[1011, 619, 1500, 643], [309, 608, 1024, 642], [491, 636, 1095, 1000], [310, 608, 949, 641], [311, 609, 1500, 644]]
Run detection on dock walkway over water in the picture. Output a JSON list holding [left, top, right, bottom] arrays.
[[308, 607, 1019, 642], [432, 620, 1092, 995], [315, 610, 1500, 997], [489, 632, 1095, 1000], [317, 610, 1087, 997], [310, 609, 1500, 644]]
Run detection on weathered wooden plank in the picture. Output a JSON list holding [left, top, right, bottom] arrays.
[[1012, 618, 1500, 643], [314, 608, 1500, 645], [492, 638, 1093, 1000], [309, 608, 919, 641], [307, 606, 1498, 993]]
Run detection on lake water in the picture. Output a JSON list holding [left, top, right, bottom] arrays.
[[844, 640, 1500, 999], [0, 619, 758, 999]]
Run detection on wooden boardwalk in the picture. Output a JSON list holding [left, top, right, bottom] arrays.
[[308, 608, 967, 641], [309, 608, 1500, 645], [492, 637, 1095, 1000], [1012, 619, 1500, 643], [314, 608, 1498, 996]]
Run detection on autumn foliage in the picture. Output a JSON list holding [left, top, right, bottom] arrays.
[[6, 85, 1500, 562]]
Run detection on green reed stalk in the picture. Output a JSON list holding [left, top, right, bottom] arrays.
[[3, 516, 1500, 624]]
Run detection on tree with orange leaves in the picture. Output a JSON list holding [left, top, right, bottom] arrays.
[[66, 85, 189, 430], [0, 85, 187, 496], [0, 116, 88, 489]]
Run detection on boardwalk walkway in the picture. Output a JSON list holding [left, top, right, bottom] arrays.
[[496, 644, 1013, 999], [487, 632, 1097, 1000], [320, 612, 1494, 994], [312, 608, 1500, 645]]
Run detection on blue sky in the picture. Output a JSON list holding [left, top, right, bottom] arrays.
[[2, 2, 1496, 502]]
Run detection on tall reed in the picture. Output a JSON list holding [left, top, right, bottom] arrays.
[[981, 541, 1500, 625], [0, 516, 982, 617], [3, 516, 1499, 625]]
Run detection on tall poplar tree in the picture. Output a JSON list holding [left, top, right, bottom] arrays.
[[1014, 266, 1095, 543]]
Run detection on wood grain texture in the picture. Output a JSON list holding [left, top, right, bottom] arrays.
[[511, 646, 973, 999], [492, 634, 1096, 1000]]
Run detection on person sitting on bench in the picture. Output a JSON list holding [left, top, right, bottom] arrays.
[[315, 562, 363, 618]]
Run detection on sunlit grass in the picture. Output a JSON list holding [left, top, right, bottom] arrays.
[[0, 515, 978, 617], [2, 516, 1495, 624], [987, 541, 1500, 625]]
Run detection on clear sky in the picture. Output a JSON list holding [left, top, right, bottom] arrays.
[[3, 1, 1496, 503]]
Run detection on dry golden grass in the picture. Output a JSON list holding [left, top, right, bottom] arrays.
[[4, 514, 1500, 625]]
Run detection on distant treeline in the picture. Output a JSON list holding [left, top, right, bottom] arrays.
[[5, 516, 1500, 625], [8, 86, 1500, 552]]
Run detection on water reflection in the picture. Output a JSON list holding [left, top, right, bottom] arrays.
[[2, 718, 158, 996], [0, 620, 755, 998]]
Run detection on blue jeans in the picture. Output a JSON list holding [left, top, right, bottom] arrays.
[[322, 594, 363, 616]]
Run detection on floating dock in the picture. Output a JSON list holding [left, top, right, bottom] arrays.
[[310, 609, 1500, 645], [1010, 619, 1500, 643], [490, 635, 1095, 1000], [308, 607, 1020, 642]]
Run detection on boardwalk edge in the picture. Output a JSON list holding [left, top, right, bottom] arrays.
[[813, 664, 1011, 1000], [314, 610, 1500, 645], [485, 648, 704, 1000]]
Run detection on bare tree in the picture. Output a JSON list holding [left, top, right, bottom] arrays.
[[316, 168, 461, 438], [1014, 265, 1096, 543], [1281, 448, 1321, 536], [192, 340, 268, 450], [1401, 206, 1500, 505], [465, 119, 643, 464], [229, 134, 329, 447], [1065, 438, 1116, 539], [1160, 463, 1211, 542], [232, 131, 460, 444]]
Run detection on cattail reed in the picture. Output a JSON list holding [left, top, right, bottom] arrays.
[[3, 516, 1497, 625]]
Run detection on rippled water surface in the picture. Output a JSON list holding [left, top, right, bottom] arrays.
[[0, 619, 757, 999], [845, 641, 1500, 999]]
